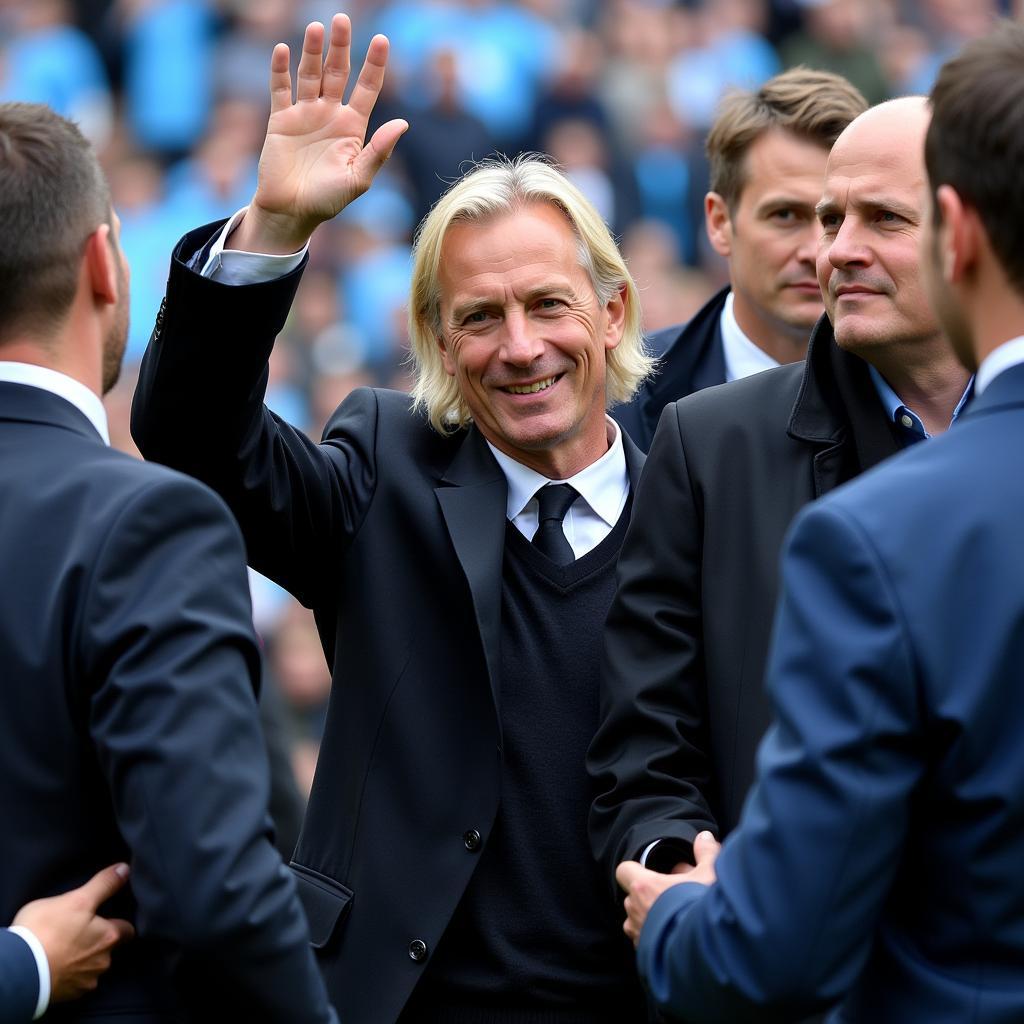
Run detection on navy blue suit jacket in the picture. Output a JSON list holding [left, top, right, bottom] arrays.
[[637, 362, 1024, 1023], [0, 930, 38, 1024], [0, 382, 334, 1022]]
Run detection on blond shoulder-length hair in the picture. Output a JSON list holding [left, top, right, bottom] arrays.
[[408, 154, 653, 434]]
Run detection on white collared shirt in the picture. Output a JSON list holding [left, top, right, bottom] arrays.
[[975, 335, 1024, 396], [0, 362, 109, 444], [719, 292, 781, 383], [486, 419, 630, 560]]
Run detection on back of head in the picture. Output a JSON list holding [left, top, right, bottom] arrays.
[[706, 67, 867, 210], [408, 154, 651, 433], [925, 22, 1024, 299], [0, 103, 110, 345]]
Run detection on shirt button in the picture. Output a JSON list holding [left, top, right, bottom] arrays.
[[900, 414, 914, 429], [463, 829, 482, 852], [408, 939, 429, 962]]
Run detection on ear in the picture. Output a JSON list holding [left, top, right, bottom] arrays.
[[83, 224, 119, 308], [436, 334, 457, 377], [704, 192, 733, 259], [934, 184, 976, 285], [602, 283, 628, 352]]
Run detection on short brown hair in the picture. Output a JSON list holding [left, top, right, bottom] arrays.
[[925, 22, 1024, 297], [0, 103, 110, 343], [706, 68, 867, 210]]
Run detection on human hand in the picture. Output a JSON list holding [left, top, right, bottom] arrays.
[[616, 831, 720, 948], [233, 13, 408, 255], [13, 863, 135, 1003]]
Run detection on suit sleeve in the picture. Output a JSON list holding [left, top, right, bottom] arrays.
[[588, 402, 718, 896], [636, 500, 924, 1022], [131, 225, 379, 608], [82, 474, 336, 1023], [0, 930, 39, 1024]]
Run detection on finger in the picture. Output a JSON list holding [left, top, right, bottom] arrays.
[[106, 918, 136, 944], [346, 33, 391, 119], [78, 863, 130, 911], [320, 12, 352, 102], [693, 830, 721, 866], [356, 118, 408, 180], [615, 860, 643, 894], [295, 21, 326, 103], [269, 43, 293, 114]]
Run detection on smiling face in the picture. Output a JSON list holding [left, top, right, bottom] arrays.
[[815, 100, 941, 357], [708, 129, 829, 358], [436, 202, 625, 478]]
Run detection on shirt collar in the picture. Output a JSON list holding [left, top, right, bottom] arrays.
[[975, 335, 1024, 397], [868, 364, 972, 443], [719, 291, 781, 383], [0, 361, 109, 444], [486, 417, 629, 527]]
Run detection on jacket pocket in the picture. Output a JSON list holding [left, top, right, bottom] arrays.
[[289, 862, 354, 949]]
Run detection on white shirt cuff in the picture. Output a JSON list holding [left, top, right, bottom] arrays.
[[639, 840, 661, 867], [8, 926, 50, 1020], [200, 206, 308, 285]]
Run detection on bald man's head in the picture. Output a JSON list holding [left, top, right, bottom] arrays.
[[815, 97, 942, 357]]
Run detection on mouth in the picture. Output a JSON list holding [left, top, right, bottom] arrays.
[[787, 281, 822, 294], [835, 285, 880, 298], [501, 375, 561, 395]]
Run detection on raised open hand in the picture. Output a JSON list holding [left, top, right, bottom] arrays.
[[238, 13, 408, 254]]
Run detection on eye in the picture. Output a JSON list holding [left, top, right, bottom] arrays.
[[819, 213, 841, 232], [536, 297, 565, 312], [463, 310, 491, 325], [771, 208, 796, 223], [877, 210, 906, 226]]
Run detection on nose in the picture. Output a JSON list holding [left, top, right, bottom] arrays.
[[795, 222, 818, 266], [499, 310, 544, 366], [824, 217, 871, 271]]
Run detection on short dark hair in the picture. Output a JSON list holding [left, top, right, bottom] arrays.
[[925, 22, 1024, 297], [706, 68, 867, 211], [0, 103, 111, 343]]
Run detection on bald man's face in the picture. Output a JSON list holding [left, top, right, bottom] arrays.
[[815, 107, 941, 356]]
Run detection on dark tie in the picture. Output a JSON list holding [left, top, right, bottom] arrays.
[[532, 484, 579, 565]]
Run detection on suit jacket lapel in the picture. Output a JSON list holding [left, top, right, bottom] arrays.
[[435, 427, 507, 713]]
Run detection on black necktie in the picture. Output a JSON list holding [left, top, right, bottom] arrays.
[[532, 484, 579, 565]]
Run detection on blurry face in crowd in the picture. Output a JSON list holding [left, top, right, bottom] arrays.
[[436, 201, 626, 478], [708, 129, 829, 347], [815, 100, 941, 357]]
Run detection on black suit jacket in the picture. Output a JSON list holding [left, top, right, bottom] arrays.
[[0, 382, 334, 1022], [612, 286, 729, 451], [131, 225, 646, 1024], [588, 315, 904, 884], [0, 929, 37, 1024]]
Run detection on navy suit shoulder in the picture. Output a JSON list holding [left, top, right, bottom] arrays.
[[0, 930, 38, 1024]]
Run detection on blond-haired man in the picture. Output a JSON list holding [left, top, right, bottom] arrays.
[[133, 14, 653, 1024]]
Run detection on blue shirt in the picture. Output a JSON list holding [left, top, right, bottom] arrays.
[[868, 365, 973, 446]]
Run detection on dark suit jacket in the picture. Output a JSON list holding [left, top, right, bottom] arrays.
[[131, 225, 647, 1024], [612, 286, 729, 452], [0, 382, 333, 1023], [0, 930, 37, 1024], [589, 315, 903, 884], [636, 362, 1024, 1023]]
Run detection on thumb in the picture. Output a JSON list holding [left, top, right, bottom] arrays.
[[693, 831, 721, 866], [107, 918, 137, 944], [360, 118, 409, 177], [77, 863, 131, 911], [615, 860, 644, 894]]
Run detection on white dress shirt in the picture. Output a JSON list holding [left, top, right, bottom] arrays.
[[0, 362, 109, 444], [487, 421, 630, 559], [975, 334, 1024, 396], [719, 291, 781, 383]]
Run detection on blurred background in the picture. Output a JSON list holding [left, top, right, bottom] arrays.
[[1, 0, 1012, 805]]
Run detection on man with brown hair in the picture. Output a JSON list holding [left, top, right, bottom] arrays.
[[614, 67, 867, 450], [616, 23, 1024, 1022], [589, 93, 971, 886]]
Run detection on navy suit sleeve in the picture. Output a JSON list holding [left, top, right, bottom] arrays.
[[588, 403, 717, 896], [636, 500, 925, 1021], [131, 227, 379, 608], [0, 930, 38, 1024], [82, 473, 335, 1022]]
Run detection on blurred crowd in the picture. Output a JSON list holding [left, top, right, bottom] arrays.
[[1, 0, 1011, 798]]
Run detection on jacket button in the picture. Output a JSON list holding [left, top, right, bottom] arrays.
[[463, 829, 482, 852], [408, 939, 428, 962]]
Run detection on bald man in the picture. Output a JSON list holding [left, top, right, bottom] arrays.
[[590, 98, 970, 904]]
